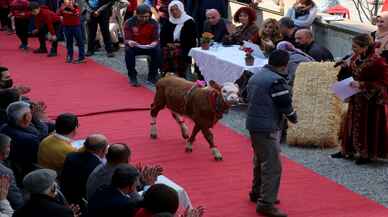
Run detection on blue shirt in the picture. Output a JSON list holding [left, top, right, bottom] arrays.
[[88, 0, 99, 9]]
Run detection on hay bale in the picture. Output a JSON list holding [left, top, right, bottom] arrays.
[[287, 62, 343, 148]]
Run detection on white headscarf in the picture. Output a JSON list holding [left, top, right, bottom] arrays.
[[168, 0, 193, 41]]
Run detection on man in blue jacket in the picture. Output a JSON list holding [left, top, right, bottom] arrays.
[[246, 50, 297, 217]]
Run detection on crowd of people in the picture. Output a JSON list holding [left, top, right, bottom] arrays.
[[1, 0, 388, 217]]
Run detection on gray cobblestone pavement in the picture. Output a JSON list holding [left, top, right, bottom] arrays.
[[90, 49, 388, 208]]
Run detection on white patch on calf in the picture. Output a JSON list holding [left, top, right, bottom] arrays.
[[221, 82, 240, 104]]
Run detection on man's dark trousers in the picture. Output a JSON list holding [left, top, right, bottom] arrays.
[[249, 130, 282, 206], [87, 10, 112, 53], [37, 22, 60, 53], [125, 45, 161, 82]]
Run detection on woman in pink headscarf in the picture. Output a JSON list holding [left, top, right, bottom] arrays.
[[373, 12, 388, 63]]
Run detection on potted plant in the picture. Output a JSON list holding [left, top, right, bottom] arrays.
[[200, 32, 214, 50], [243, 47, 254, 66]]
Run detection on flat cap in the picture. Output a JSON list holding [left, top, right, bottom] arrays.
[[23, 169, 57, 194]]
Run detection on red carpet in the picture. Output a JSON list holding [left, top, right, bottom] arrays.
[[1, 33, 388, 217]]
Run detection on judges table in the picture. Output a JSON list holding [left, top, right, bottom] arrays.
[[189, 45, 268, 84]]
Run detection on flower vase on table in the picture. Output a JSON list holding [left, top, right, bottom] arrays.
[[243, 47, 254, 66], [201, 43, 210, 50], [200, 32, 214, 50]]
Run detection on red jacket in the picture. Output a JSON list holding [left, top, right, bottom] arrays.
[[57, 4, 80, 26], [10, 0, 30, 19], [0, 0, 10, 9], [126, 0, 137, 14], [34, 5, 61, 35]]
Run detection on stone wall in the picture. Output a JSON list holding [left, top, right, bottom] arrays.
[[229, 0, 376, 58]]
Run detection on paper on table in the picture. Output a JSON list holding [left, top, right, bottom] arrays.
[[136, 43, 156, 49], [330, 77, 360, 101], [242, 41, 265, 58], [71, 139, 85, 149]]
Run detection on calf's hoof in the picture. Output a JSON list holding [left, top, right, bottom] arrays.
[[185, 142, 193, 153], [211, 148, 223, 161], [214, 156, 223, 161], [185, 147, 193, 153]]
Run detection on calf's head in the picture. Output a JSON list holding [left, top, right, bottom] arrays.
[[209, 80, 240, 105]]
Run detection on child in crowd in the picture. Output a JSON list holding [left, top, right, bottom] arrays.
[[10, 0, 30, 50], [58, 0, 85, 63], [29, 2, 61, 57]]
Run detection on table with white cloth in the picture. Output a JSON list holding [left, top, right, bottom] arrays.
[[189, 45, 268, 84]]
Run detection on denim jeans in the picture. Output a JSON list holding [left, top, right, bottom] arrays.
[[124, 45, 161, 81], [63, 25, 85, 60]]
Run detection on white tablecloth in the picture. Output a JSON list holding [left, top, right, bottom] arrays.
[[189, 45, 268, 84]]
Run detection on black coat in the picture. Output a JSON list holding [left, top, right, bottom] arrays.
[[87, 185, 141, 217], [160, 19, 197, 58], [13, 194, 74, 217], [61, 151, 102, 204], [301, 41, 334, 62], [0, 121, 48, 185]]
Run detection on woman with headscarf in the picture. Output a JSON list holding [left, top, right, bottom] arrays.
[[373, 12, 388, 63], [160, 0, 197, 78]]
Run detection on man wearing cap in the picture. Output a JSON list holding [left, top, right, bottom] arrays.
[[38, 113, 79, 173], [13, 169, 74, 217], [87, 164, 142, 217], [61, 134, 108, 207]]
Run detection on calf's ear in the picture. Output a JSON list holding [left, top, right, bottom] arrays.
[[209, 80, 222, 91]]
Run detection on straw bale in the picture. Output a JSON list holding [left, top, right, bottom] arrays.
[[287, 62, 344, 148]]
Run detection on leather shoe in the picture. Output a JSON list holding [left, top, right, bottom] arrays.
[[249, 192, 279, 204], [256, 205, 287, 217]]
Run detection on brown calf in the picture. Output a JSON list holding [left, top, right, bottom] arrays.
[[150, 74, 240, 161]]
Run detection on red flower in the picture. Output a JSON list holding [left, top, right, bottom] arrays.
[[243, 47, 253, 54]]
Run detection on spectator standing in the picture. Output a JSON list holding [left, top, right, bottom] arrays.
[[285, 0, 317, 28], [124, 4, 161, 86], [58, 0, 85, 63], [10, 0, 30, 50], [223, 6, 258, 45], [294, 28, 334, 62], [160, 0, 196, 78], [29, 2, 61, 56], [84, 0, 114, 57], [0, 134, 24, 210], [37, 113, 78, 173], [246, 50, 297, 217], [203, 9, 233, 43]]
